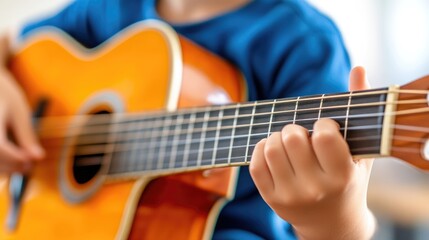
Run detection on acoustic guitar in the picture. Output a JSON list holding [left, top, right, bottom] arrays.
[[1, 19, 429, 239]]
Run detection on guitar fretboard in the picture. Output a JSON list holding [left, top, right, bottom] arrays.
[[74, 88, 388, 177]]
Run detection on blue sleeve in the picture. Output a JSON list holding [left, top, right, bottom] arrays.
[[214, 13, 351, 240], [254, 29, 351, 100], [271, 33, 350, 98], [20, 0, 144, 48]]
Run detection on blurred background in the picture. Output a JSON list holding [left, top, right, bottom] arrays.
[[309, 0, 429, 238], [1, 0, 429, 239]]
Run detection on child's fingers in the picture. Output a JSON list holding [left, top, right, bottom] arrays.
[[250, 139, 275, 193], [281, 124, 323, 179], [312, 119, 354, 177], [0, 107, 31, 172], [11, 100, 45, 161], [264, 132, 295, 189], [349, 66, 370, 91]]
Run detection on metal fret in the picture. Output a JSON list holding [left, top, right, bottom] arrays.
[[244, 101, 257, 163], [215, 106, 236, 165], [106, 88, 389, 175], [173, 112, 192, 169], [109, 118, 132, 174], [230, 104, 254, 164], [187, 111, 206, 167], [136, 118, 152, 171], [182, 110, 197, 168], [242, 99, 274, 164], [344, 92, 352, 139], [295, 95, 322, 130], [128, 119, 142, 172], [348, 89, 387, 155], [318, 94, 325, 120], [320, 93, 349, 135], [196, 107, 210, 167], [157, 115, 172, 170], [293, 97, 300, 124], [272, 98, 296, 133], [199, 108, 219, 166], [227, 104, 240, 165], [211, 106, 224, 166], [169, 113, 184, 169], [144, 118, 158, 171], [267, 99, 276, 137], [120, 120, 133, 173]]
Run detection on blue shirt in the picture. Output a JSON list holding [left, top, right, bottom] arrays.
[[21, 0, 351, 239]]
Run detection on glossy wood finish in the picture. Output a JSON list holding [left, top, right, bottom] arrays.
[[391, 75, 429, 170], [127, 35, 245, 240], [0, 21, 245, 239]]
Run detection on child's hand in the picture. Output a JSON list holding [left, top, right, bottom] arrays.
[[0, 66, 44, 174], [249, 67, 375, 239]]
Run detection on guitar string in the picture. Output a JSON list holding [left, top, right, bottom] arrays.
[[74, 143, 424, 174], [40, 108, 429, 171], [39, 105, 429, 150], [104, 144, 422, 181], [39, 105, 429, 173], [118, 122, 429, 172], [40, 114, 383, 147], [104, 145, 421, 181], [38, 87, 429, 124], [36, 96, 428, 137], [69, 124, 416, 156], [38, 88, 394, 125], [49, 122, 429, 172], [14, 88, 428, 171], [79, 124, 427, 169], [36, 98, 429, 139], [35, 88, 429, 135], [74, 134, 425, 168]]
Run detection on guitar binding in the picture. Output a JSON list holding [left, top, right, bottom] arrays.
[[424, 93, 429, 161], [59, 91, 124, 203]]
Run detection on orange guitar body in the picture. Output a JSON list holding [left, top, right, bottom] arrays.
[[0, 20, 246, 239]]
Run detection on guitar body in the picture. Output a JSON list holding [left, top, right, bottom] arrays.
[[0, 20, 246, 239]]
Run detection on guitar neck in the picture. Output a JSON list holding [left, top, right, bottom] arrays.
[[99, 87, 394, 179]]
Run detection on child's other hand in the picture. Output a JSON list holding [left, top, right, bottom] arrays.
[[0, 66, 45, 174], [250, 66, 375, 239]]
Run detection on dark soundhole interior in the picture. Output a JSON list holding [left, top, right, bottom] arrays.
[[73, 111, 111, 184]]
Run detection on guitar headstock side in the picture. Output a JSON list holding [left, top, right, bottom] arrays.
[[391, 75, 429, 170]]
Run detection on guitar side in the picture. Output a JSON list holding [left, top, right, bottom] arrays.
[[0, 20, 246, 239]]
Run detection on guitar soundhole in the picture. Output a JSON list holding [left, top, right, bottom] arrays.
[[73, 111, 111, 184]]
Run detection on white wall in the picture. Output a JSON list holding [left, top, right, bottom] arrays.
[[310, 0, 429, 224], [0, 0, 70, 32], [310, 0, 429, 87]]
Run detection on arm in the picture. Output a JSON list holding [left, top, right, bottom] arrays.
[[0, 32, 44, 174], [250, 67, 376, 239], [0, 0, 143, 175], [0, 0, 98, 175]]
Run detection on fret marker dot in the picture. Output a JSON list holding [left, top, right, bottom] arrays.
[[423, 139, 429, 161]]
